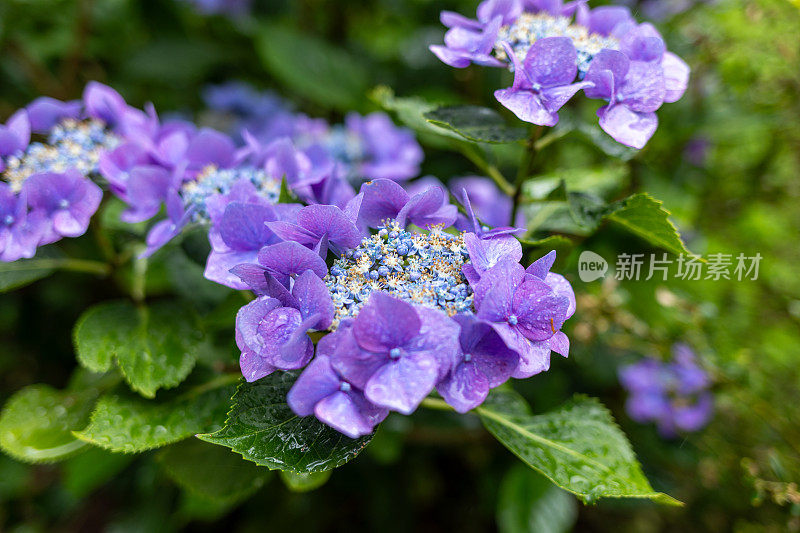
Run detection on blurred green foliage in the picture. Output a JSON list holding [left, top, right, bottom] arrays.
[[1, 0, 799, 531]]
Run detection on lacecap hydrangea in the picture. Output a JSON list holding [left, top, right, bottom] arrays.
[[619, 343, 713, 437], [430, 0, 690, 148], [0, 83, 150, 261], [231, 178, 575, 438]]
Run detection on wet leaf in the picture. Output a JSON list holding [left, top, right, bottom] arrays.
[[425, 105, 528, 144], [198, 373, 374, 473], [605, 193, 693, 257], [73, 300, 203, 398], [477, 391, 681, 505], [0, 385, 96, 463], [74, 377, 238, 453]]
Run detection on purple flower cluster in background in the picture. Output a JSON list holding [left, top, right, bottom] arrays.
[[177, 0, 251, 17], [203, 82, 423, 185], [430, 0, 690, 148], [0, 83, 147, 261], [619, 343, 713, 437], [230, 177, 575, 437]]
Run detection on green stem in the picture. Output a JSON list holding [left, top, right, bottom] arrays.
[[420, 397, 455, 412], [0, 258, 111, 276], [511, 126, 546, 223], [459, 145, 515, 196], [131, 247, 148, 305]]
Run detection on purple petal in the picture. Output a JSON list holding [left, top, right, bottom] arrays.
[[229, 263, 270, 295], [352, 292, 421, 353], [257, 241, 328, 285], [26, 98, 80, 134], [526, 250, 556, 279], [619, 61, 666, 113], [544, 272, 576, 318], [465, 233, 523, 278], [218, 202, 277, 251], [407, 306, 461, 381], [524, 36, 578, 87], [287, 355, 341, 417], [314, 390, 385, 438], [619, 23, 666, 63], [326, 324, 385, 390], [597, 104, 659, 149], [358, 179, 408, 227], [584, 49, 630, 100], [205, 250, 258, 290], [291, 269, 335, 330], [297, 204, 363, 249], [492, 325, 552, 378], [662, 52, 690, 104], [454, 314, 517, 387], [477, 0, 523, 25], [495, 89, 560, 127], [365, 352, 439, 414], [83, 82, 128, 127], [437, 361, 490, 413], [512, 276, 569, 341], [473, 259, 525, 317], [185, 128, 236, 170], [548, 330, 570, 358]]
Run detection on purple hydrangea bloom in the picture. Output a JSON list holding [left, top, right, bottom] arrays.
[[233, 190, 576, 438], [287, 351, 388, 439], [583, 50, 666, 149], [619, 343, 713, 437], [495, 38, 591, 127], [0, 82, 153, 261], [437, 314, 518, 412], [326, 292, 460, 414], [236, 270, 334, 381], [358, 179, 457, 229], [431, 1, 689, 147], [23, 170, 102, 241], [473, 258, 571, 377], [266, 204, 363, 258], [178, 0, 251, 16]]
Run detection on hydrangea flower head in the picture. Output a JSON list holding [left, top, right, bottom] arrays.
[[0, 83, 147, 261], [233, 184, 577, 438], [619, 343, 713, 437], [430, 0, 690, 148]]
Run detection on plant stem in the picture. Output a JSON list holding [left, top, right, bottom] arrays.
[[131, 247, 148, 305], [459, 145, 515, 196], [511, 126, 545, 223], [0, 258, 111, 276], [420, 397, 455, 412]]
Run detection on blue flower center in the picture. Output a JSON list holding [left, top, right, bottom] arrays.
[[339, 382, 352, 392], [180, 165, 281, 222], [508, 315, 519, 325], [494, 13, 620, 78], [3, 214, 14, 226], [325, 221, 475, 329], [463, 353, 473, 362], [58, 199, 70, 209], [1, 118, 120, 192], [389, 348, 402, 359]]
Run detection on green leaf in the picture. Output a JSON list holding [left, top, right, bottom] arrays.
[[198, 373, 374, 473], [278, 176, 295, 204], [0, 385, 96, 462], [74, 376, 239, 453], [476, 391, 681, 505], [0, 246, 61, 292], [62, 447, 135, 498], [73, 300, 203, 398], [280, 470, 332, 493], [158, 439, 268, 502], [371, 86, 463, 147], [497, 465, 577, 533], [425, 105, 528, 144], [605, 193, 693, 257], [256, 24, 369, 111]]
